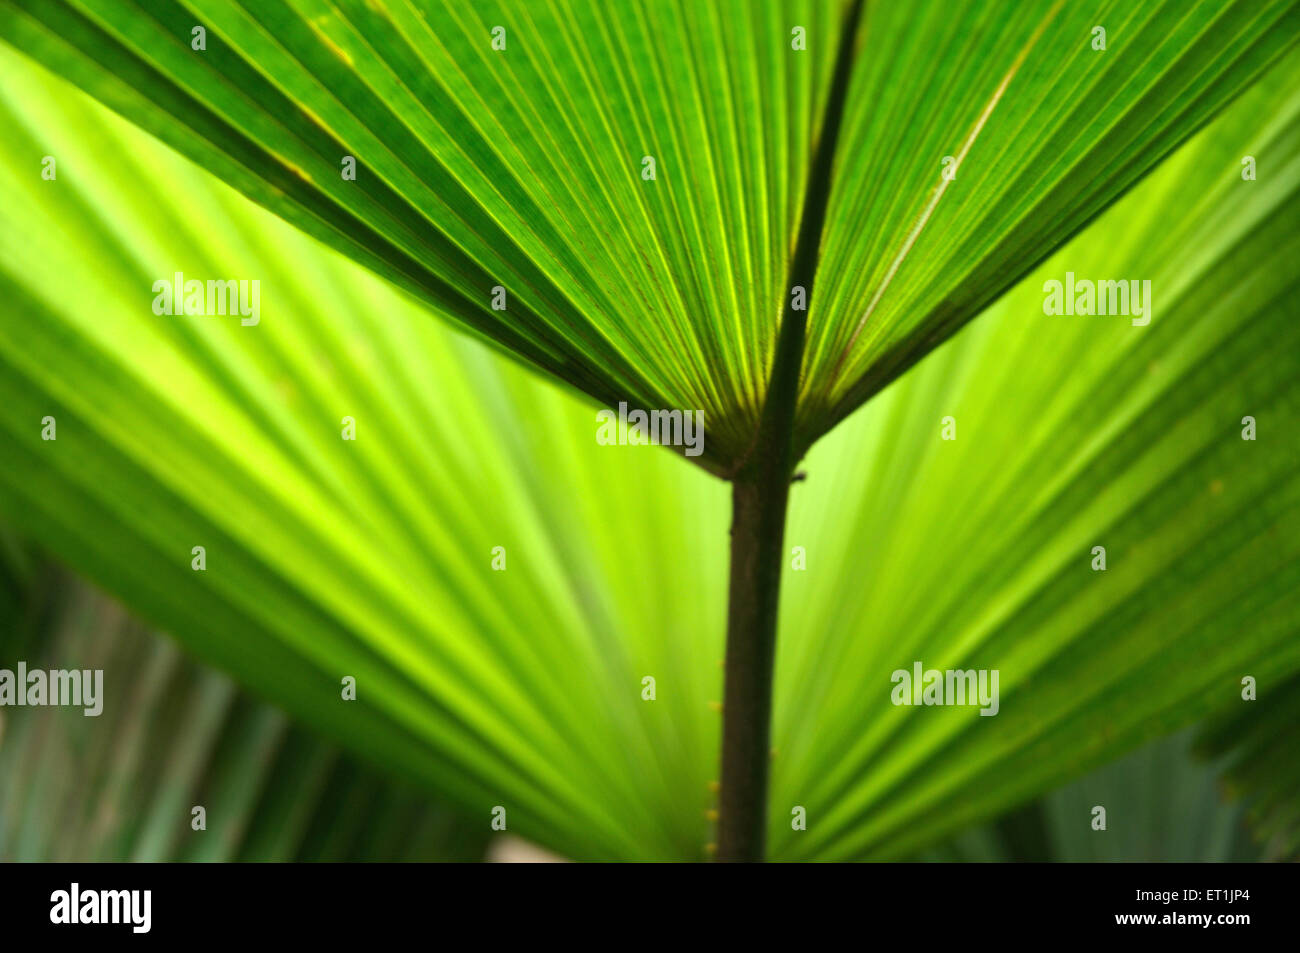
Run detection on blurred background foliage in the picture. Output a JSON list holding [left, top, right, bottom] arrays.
[[0, 2, 1297, 861], [0, 566, 487, 862], [0, 566, 1275, 862]]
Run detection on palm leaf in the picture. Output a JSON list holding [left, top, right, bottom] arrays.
[[2, 0, 1295, 470], [0, 9, 1296, 861], [0, 44, 729, 859], [769, 52, 1300, 858], [800, 0, 1300, 446]]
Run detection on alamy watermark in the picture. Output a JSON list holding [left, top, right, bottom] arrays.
[[891, 661, 999, 716], [0, 662, 103, 716], [596, 401, 704, 457], [1042, 272, 1151, 326], [152, 271, 260, 325], [50, 883, 150, 933]]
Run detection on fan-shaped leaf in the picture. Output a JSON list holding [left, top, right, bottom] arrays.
[[3, 0, 1295, 470]]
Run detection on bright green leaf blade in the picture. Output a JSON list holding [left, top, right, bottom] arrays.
[[2, 0, 1293, 471], [0, 0, 855, 471], [770, 49, 1300, 859], [1, 30, 1297, 863], [0, 45, 731, 861], [800, 0, 1300, 448]]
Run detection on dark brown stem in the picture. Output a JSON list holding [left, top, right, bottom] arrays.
[[714, 0, 865, 863], [717, 476, 791, 861]]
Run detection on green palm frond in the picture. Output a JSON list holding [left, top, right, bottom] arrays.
[[768, 50, 1300, 858], [2, 0, 1295, 470], [2, 37, 1297, 860], [0, 44, 728, 860], [800, 0, 1300, 446], [0, 4, 1297, 862]]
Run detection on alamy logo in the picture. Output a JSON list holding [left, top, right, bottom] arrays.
[[1042, 272, 1151, 326], [50, 884, 150, 933], [152, 271, 260, 325], [891, 661, 999, 716], [0, 662, 103, 716], [596, 401, 704, 457]]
